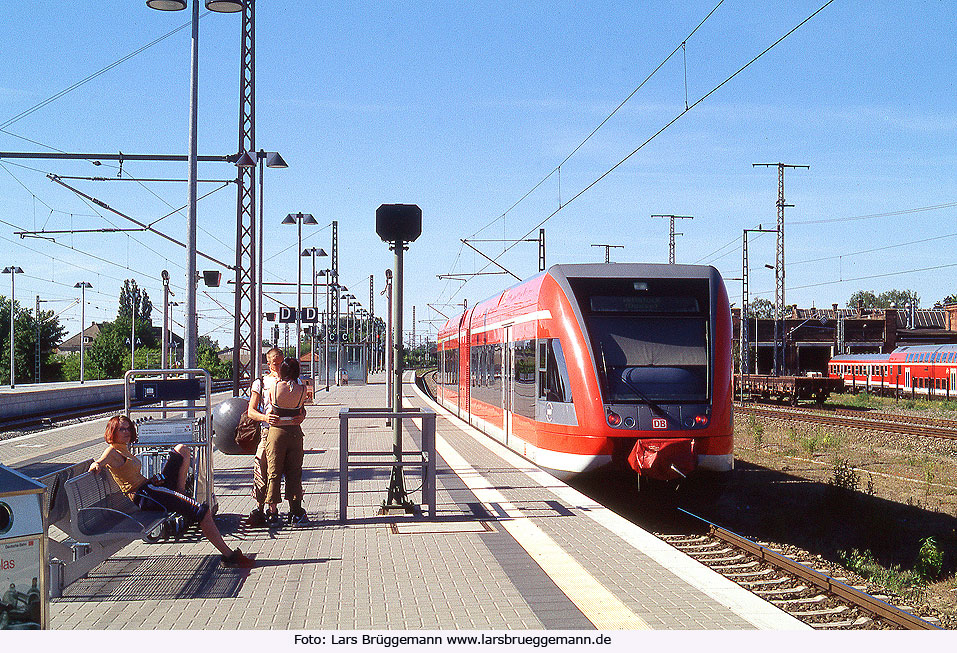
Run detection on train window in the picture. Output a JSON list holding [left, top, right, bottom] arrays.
[[588, 315, 708, 402], [513, 341, 537, 419], [470, 347, 479, 387], [538, 339, 572, 403]]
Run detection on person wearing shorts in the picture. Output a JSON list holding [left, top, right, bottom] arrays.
[[89, 415, 254, 568]]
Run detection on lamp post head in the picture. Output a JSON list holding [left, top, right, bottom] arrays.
[[3, 267, 24, 274], [235, 151, 257, 168], [265, 152, 288, 169], [204, 0, 245, 12], [301, 247, 329, 257], [283, 213, 317, 225], [74, 281, 92, 289], [147, 0, 245, 11]]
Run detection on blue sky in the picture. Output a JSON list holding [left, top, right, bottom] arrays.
[[1, 1, 955, 348]]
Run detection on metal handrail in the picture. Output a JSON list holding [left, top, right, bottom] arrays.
[[338, 407, 436, 521]]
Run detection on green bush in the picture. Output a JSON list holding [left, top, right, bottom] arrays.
[[839, 548, 925, 596], [829, 459, 860, 492], [914, 537, 944, 582]]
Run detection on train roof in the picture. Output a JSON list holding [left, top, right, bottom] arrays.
[[892, 343, 957, 353], [829, 353, 891, 362], [438, 262, 725, 336], [547, 262, 720, 283], [830, 343, 957, 363]]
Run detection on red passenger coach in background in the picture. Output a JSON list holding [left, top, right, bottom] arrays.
[[829, 344, 957, 399], [436, 263, 734, 491]]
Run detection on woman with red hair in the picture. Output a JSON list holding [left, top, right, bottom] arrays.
[[89, 414, 253, 568]]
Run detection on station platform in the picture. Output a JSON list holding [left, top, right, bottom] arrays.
[[3, 373, 807, 632]]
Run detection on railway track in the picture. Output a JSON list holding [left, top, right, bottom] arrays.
[[658, 510, 941, 630], [736, 403, 957, 440], [0, 380, 235, 437], [418, 370, 950, 629]]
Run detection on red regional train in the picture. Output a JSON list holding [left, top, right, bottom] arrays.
[[828, 344, 957, 398], [435, 263, 734, 488]]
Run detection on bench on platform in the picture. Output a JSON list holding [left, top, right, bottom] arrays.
[[64, 471, 168, 543]]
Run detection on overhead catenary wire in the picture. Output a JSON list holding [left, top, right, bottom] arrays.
[[444, 0, 836, 303], [463, 0, 727, 244], [0, 15, 199, 131]]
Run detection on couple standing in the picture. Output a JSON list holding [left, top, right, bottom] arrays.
[[246, 347, 310, 526]]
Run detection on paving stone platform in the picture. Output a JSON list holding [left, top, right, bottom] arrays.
[[2, 374, 807, 632]]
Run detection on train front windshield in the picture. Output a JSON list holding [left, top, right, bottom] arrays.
[[571, 277, 711, 403]]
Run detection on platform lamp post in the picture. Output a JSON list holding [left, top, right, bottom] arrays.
[[4, 266, 24, 388], [235, 150, 287, 377], [301, 247, 328, 384], [74, 282, 92, 384], [282, 213, 318, 361], [335, 284, 346, 386], [341, 293, 355, 379], [146, 0, 243, 370], [317, 269, 332, 390], [376, 203, 422, 514]]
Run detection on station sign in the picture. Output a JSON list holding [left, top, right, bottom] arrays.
[[301, 307, 318, 323]]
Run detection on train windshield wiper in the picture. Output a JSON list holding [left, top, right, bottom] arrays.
[[614, 367, 669, 418]]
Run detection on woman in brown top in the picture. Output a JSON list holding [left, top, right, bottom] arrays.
[[89, 415, 254, 568]]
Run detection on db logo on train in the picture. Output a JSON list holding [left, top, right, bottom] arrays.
[[652, 417, 668, 430]]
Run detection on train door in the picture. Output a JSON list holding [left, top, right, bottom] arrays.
[[951, 369, 956, 396], [905, 368, 911, 391], [464, 326, 471, 423], [502, 325, 514, 446]]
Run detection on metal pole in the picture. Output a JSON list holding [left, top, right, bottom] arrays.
[[185, 0, 199, 370], [130, 293, 136, 371], [296, 217, 302, 361], [35, 295, 40, 383], [741, 230, 748, 401], [386, 271, 393, 410], [384, 242, 411, 511], [310, 249, 317, 384], [79, 283, 87, 384], [161, 272, 170, 370], [325, 276, 330, 391], [9, 270, 16, 388], [256, 155, 264, 378]]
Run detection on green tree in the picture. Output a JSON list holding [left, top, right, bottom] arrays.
[[87, 320, 127, 378], [847, 290, 879, 309], [57, 351, 106, 382], [942, 294, 957, 306], [118, 279, 156, 348], [847, 289, 919, 310], [197, 335, 231, 379], [0, 295, 67, 384], [746, 298, 774, 319]]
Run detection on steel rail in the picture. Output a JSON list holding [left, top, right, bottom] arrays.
[[677, 509, 941, 630], [736, 404, 957, 440]]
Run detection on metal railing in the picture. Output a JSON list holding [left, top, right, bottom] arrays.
[[338, 407, 436, 521]]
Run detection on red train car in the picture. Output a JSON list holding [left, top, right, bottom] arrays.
[[436, 263, 733, 487], [829, 344, 957, 398]]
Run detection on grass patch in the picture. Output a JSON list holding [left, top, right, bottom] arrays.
[[826, 392, 957, 417], [839, 549, 926, 598]]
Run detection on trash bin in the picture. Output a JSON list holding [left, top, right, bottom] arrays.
[[0, 465, 47, 629]]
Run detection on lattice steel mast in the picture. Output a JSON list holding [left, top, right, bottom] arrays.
[[753, 163, 808, 376], [232, 0, 257, 394]]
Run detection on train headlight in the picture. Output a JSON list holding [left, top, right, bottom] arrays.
[[694, 414, 709, 427], [606, 410, 622, 427]]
